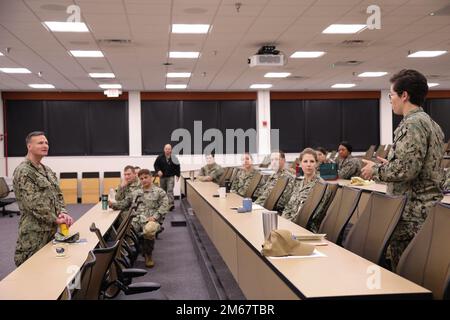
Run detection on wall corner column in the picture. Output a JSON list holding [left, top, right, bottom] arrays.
[[128, 91, 142, 156], [256, 90, 272, 155], [380, 89, 393, 145]]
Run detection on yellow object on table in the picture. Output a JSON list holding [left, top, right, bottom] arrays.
[[60, 223, 69, 237]]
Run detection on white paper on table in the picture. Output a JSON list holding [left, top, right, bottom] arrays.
[[268, 249, 327, 259], [251, 203, 266, 210]]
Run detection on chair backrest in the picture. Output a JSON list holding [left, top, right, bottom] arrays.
[[396, 203, 450, 300], [243, 172, 262, 199], [87, 242, 120, 300], [217, 167, 232, 186], [374, 145, 386, 158], [229, 168, 239, 184], [319, 186, 362, 245], [292, 181, 327, 228], [363, 145, 376, 160], [259, 155, 271, 168], [71, 251, 97, 300], [0, 177, 10, 198], [343, 192, 406, 265], [103, 172, 121, 195], [263, 177, 289, 211]]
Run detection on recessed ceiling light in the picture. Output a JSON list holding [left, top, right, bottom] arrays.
[[322, 24, 366, 34], [0, 68, 32, 74], [43, 21, 89, 32], [428, 83, 439, 87], [166, 84, 187, 89], [264, 72, 291, 78], [99, 84, 121, 89], [172, 24, 210, 34], [28, 84, 55, 89], [408, 50, 447, 58], [290, 51, 325, 58], [358, 72, 388, 77], [250, 84, 272, 89], [331, 83, 356, 88], [166, 72, 192, 78], [169, 51, 200, 58], [70, 50, 104, 57], [89, 73, 115, 78]]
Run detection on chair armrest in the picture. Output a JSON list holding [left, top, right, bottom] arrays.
[[125, 282, 161, 294], [122, 268, 147, 279]]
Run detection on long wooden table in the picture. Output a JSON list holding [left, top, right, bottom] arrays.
[[0, 203, 119, 300], [186, 180, 431, 299]]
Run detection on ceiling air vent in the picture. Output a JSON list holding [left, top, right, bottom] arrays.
[[286, 75, 307, 80], [97, 39, 132, 46], [332, 60, 363, 67], [339, 40, 371, 48]]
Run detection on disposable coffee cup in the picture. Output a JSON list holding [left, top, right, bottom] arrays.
[[262, 211, 278, 240], [218, 187, 226, 198]]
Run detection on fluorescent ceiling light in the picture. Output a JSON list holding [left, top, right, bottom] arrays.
[[28, 84, 55, 89], [172, 24, 210, 34], [0, 68, 32, 74], [322, 24, 366, 34], [166, 84, 187, 89], [70, 50, 104, 57], [358, 72, 388, 77], [89, 73, 115, 78], [43, 21, 89, 32], [407, 50, 447, 58], [169, 52, 200, 58], [331, 83, 356, 88], [264, 72, 291, 78], [428, 83, 439, 88], [166, 72, 191, 78], [99, 84, 122, 89], [250, 84, 272, 89], [290, 51, 325, 58]]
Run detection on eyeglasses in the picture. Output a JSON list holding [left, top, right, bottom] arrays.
[[388, 92, 397, 100]]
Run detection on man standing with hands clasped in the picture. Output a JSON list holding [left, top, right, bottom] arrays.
[[13, 131, 74, 266], [361, 69, 444, 270], [154, 144, 180, 211]]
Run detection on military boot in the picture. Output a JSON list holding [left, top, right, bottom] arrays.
[[145, 254, 154, 268]]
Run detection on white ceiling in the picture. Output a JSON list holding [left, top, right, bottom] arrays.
[[0, 0, 449, 91]]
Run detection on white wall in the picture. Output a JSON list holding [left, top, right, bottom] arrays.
[[380, 89, 393, 144], [256, 90, 271, 154]]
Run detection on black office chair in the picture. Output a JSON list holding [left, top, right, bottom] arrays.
[[0, 177, 19, 217]]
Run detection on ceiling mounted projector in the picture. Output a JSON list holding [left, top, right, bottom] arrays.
[[248, 45, 285, 67]]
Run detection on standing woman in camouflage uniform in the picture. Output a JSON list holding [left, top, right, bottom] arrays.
[[13, 132, 74, 266], [230, 153, 256, 197], [361, 69, 444, 270]]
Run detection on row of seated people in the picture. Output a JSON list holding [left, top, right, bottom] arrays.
[[194, 148, 449, 299]]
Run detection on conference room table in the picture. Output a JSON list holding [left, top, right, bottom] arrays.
[[0, 203, 119, 300], [185, 178, 431, 299]]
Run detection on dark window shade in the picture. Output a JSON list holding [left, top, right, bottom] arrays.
[[181, 101, 219, 154], [141, 101, 180, 155], [342, 100, 379, 151], [305, 100, 341, 151], [219, 100, 256, 153], [46, 101, 87, 156], [5, 100, 45, 157], [88, 101, 129, 155], [426, 99, 450, 140], [5, 100, 128, 156], [270, 100, 305, 153]]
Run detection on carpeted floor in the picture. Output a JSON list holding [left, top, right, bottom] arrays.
[[0, 201, 211, 299]]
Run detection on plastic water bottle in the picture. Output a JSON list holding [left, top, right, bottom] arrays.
[[108, 188, 116, 202]]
